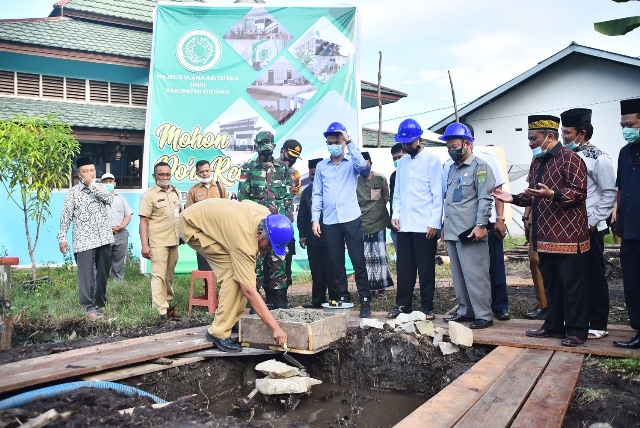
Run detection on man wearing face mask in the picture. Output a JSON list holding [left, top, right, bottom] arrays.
[[494, 115, 590, 346], [388, 143, 406, 260], [560, 108, 616, 340], [58, 157, 114, 319], [101, 173, 132, 282], [239, 131, 293, 309], [186, 160, 228, 271], [179, 199, 291, 352], [612, 97, 640, 349], [139, 162, 182, 321], [279, 140, 303, 291], [388, 119, 443, 320], [311, 122, 372, 318], [441, 123, 494, 329]]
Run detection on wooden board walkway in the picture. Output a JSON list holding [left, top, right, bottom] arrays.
[[361, 312, 639, 358], [396, 346, 584, 428], [0, 326, 275, 394]]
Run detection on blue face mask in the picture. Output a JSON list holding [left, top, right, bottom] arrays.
[[327, 144, 343, 157], [622, 128, 640, 144], [531, 135, 549, 158], [563, 141, 579, 150], [393, 160, 398, 168], [105, 184, 115, 192]]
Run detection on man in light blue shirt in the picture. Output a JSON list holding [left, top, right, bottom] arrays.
[[312, 121, 372, 317]]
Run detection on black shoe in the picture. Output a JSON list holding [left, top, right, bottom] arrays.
[[524, 308, 547, 320], [302, 302, 323, 309], [359, 297, 372, 318], [387, 305, 411, 319], [470, 319, 493, 329], [205, 332, 242, 352], [275, 289, 293, 309], [613, 332, 640, 349], [167, 304, 181, 321], [231, 322, 239, 334], [525, 327, 564, 338], [495, 310, 511, 321], [561, 336, 585, 347], [444, 313, 474, 322]]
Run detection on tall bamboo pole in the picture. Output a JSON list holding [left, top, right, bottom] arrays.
[[448, 70, 460, 122], [377, 51, 383, 148]]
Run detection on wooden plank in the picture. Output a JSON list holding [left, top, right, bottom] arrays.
[[512, 352, 584, 428], [81, 357, 205, 382], [395, 346, 524, 428], [454, 348, 553, 428], [0, 326, 210, 393]]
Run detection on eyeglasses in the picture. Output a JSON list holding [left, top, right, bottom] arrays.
[[155, 173, 171, 178]]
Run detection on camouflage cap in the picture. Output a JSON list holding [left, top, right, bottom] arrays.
[[255, 131, 275, 152]]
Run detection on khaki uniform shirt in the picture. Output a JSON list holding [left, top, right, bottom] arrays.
[[180, 199, 270, 287], [185, 182, 228, 207], [139, 184, 182, 247]]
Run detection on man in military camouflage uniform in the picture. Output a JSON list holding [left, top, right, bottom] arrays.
[[279, 139, 303, 289], [239, 131, 294, 309]]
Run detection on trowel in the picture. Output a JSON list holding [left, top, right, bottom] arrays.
[[282, 343, 308, 377]]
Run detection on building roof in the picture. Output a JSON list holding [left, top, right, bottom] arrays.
[[0, 17, 151, 59], [430, 43, 640, 132], [0, 96, 146, 130], [361, 80, 408, 109], [362, 127, 443, 148]]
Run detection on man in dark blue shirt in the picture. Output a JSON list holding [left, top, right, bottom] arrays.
[[613, 97, 640, 349]]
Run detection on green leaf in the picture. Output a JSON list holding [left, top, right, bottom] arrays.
[[594, 16, 640, 35]]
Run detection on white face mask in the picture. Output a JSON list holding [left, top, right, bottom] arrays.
[[197, 176, 213, 184], [157, 179, 171, 187]]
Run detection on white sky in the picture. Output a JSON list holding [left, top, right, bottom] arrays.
[[2, 0, 639, 132]]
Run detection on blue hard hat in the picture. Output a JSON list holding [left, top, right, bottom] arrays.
[[323, 122, 347, 137], [265, 214, 294, 257], [438, 122, 474, 142], [395, 118, 423, 143]]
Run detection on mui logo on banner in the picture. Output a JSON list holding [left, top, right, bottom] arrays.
[[176, 29, 222, 72]]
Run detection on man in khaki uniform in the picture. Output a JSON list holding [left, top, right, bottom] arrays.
[[180, 198, 291, 352], [186, 159, 228, 271], [140, 162, 182, 320]]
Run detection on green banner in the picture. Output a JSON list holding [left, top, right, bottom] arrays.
[[146, 3, 360, 273]]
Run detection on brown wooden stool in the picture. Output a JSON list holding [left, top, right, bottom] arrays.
[[188, 270, 218, 314]]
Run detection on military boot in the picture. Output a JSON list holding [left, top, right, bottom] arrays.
[[275, 288, 292, 309], [265, 288, 276, 310]]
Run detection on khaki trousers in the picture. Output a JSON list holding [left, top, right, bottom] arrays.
[[150, 245, 178, 315], [188, 239, 247, 339], [529, 241, 547, 309]]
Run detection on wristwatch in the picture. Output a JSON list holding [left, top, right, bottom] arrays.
[[476, 224, 486, 229], [522, 215, 529, 221], [496, 216, 505, 221]]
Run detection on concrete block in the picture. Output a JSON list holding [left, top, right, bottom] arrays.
[[401, 322, 416, 334], [396, 313, 413, 323], [360, 318, 385, 329], [255, 359, 299, 379], [448, 321, 474, 347], [439, 341, 460, 355], [434, 327, 449, 336], [409, 311, 427, 321], [433, 333, 443, 347], [255, 376, 322, 395], [415, 321, 435, 337]]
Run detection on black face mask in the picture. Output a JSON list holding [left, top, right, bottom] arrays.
[[259, 151, 273, 160], [448, 147, 466, 162], [286, 157, 297, 167], [404, 143, 421, 157]]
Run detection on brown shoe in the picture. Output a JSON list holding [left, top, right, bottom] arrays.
[[525, 328, 554, 338], [561, 336, 585, 347], [168, 304, 181, 321]]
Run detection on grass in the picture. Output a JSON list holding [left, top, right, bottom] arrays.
[[597, 356, 640, 377], [573, 387, 609, 405]]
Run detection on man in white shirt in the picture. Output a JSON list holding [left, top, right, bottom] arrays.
[[388, 118, 444, 319], [560, 108, 616, 339], [101, 173, 132, 281]]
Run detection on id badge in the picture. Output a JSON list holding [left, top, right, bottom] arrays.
[[453, 187, 462, 202], [173, 206, 180, 218]]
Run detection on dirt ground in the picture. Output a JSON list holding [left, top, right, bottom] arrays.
[[0, 259, 639, 427]]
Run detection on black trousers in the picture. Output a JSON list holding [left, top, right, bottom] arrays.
[[396, 232, 437, 311], [196, 252, 212, 271], [323, 218, 370, 301], [539, 251, 589, 339], [620, 238, 640, 330], [587, 229, 609, 331], [307, 245, 338, 304], [488, 224, 509, 312], [75, 244, 112, 311], [285, 239, 296, 287]]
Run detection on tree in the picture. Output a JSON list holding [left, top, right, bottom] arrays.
[[594, 0, 640, 35], [0, 115, 80, 280]]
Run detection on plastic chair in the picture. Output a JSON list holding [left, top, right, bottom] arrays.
[[189, 270, 218, 314]]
